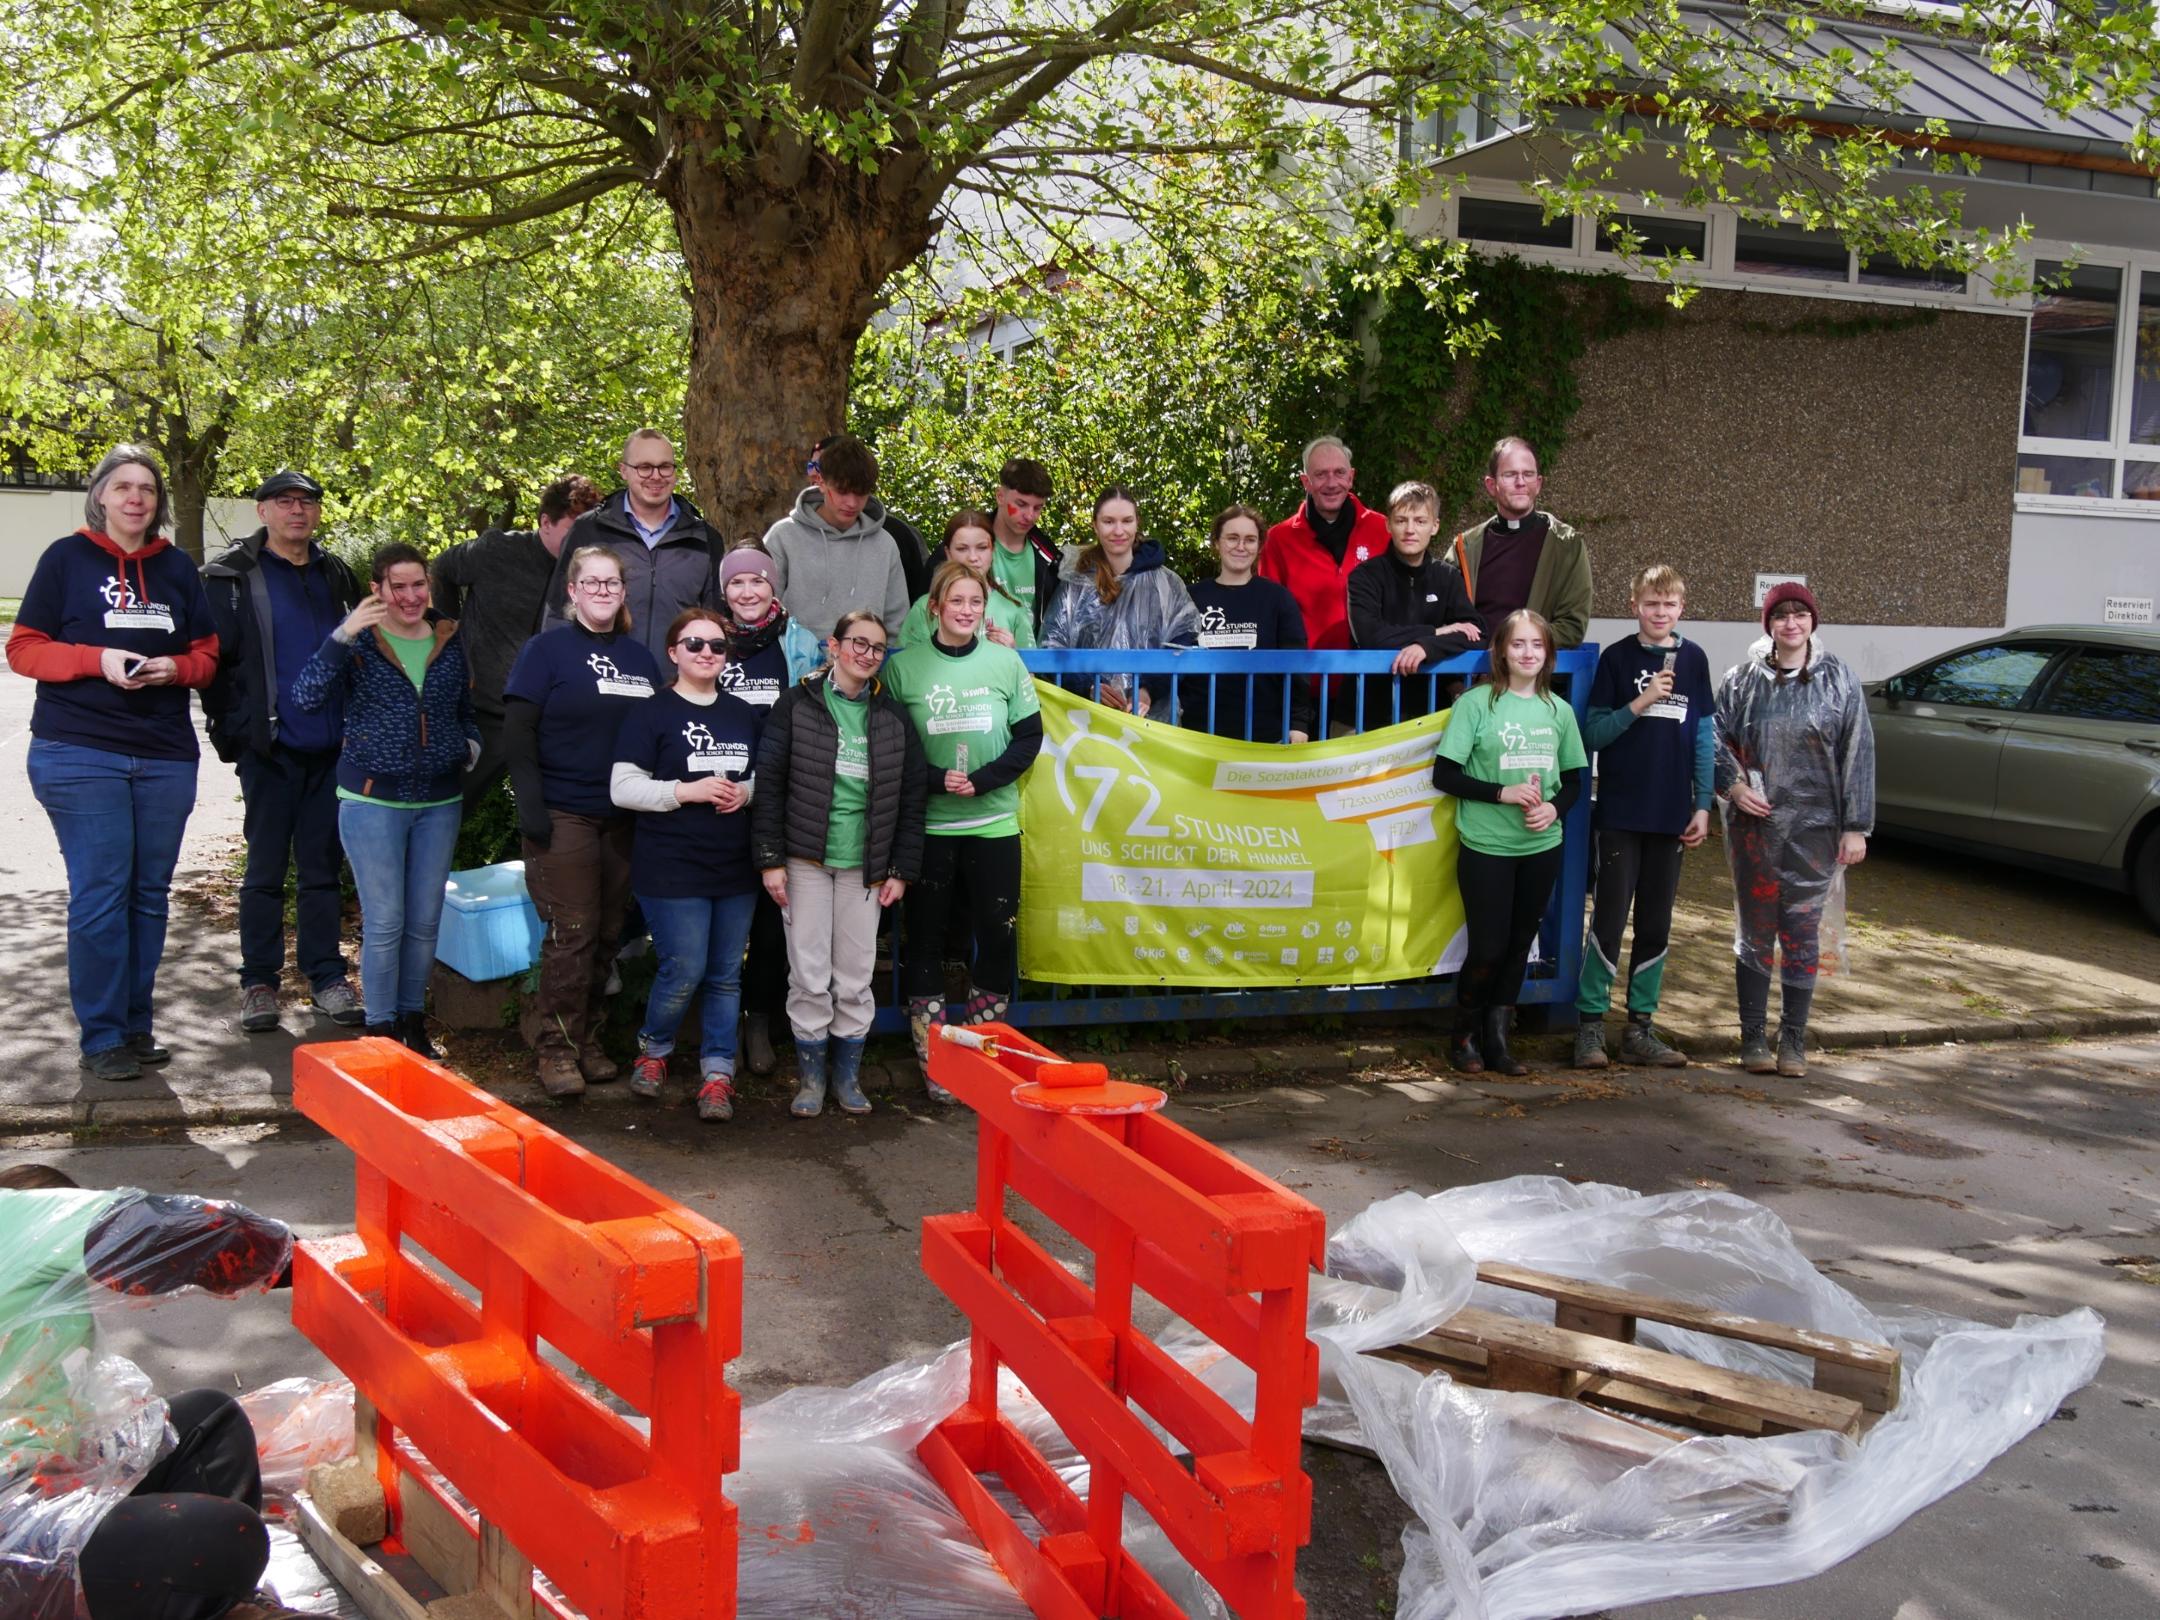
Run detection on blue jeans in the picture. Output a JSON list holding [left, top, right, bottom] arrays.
[[27, 739, 198, 1055], [337, 799, 462, 1022], [637, 891, 757, 1075]]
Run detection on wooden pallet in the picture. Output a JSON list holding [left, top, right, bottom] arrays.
[[294, 1396, 541, 1620], [1370, 1262, 1900, 1442]]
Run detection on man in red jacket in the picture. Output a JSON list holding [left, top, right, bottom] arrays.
[[1258, 435, 1392, 656]]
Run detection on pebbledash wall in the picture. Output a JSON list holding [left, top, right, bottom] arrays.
[[1409, 135, 2160, 683]]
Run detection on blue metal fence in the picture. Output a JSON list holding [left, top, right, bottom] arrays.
[[867, 645, 1597, 1034]]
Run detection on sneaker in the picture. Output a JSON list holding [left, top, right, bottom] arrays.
[[240, 983, 281, 1033], [1572, 1021, 1609, 1070], [1776, 1024, 1809, 1078], [1739, 1030, 1776, 1074], [310, 978, 365, 1027], [1619, 1019, 1687, 1068], [537, 1049, 586, 1098], [628, 1053, 668, 1098], [577, 1041, 619, 1083], [79, 1046, 142, 1082], [127, 1032, 171, 1066], [696, 1073, 736, 1121]]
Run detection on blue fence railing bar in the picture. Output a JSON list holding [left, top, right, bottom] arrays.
[[865, 644, 1598, 1035]]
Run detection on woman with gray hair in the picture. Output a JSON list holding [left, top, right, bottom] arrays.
[[3, 446, 220, 1081]]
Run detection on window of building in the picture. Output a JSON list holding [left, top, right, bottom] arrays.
[[1732, 221, 1850, 282], [1458, 196, 1574, 250], [2016, 254, 2160, 509], [1594, 213, 1707, 261]]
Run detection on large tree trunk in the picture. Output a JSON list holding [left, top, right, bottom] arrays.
[[664, 133, 935, 542], [159, 413, 227, 564]]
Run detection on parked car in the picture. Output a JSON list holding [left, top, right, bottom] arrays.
[[1865, 625, 2160, 928]]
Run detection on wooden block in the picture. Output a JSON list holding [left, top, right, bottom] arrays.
[[1554, 1303, 1635, 1342], [1485, 1350, 1573, 1398], [306, 1456, 387, 1547], [1477, 1261, 1900, 1406], [1418, 1306, 1865, 1437], [1813, 1355, 1901, 1415], [293, 1493, 431, 1620]]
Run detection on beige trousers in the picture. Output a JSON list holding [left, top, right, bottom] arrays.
[[782, 858, 883, 1041]]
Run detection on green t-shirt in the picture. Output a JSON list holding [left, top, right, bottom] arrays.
[[1435, 685, 1588, 857], [1, 1187, 128, 1480], [823, 681, 872, 869], [991, 540, 1038, 620], [898, 587, 1035, 653], [339, 629, 461, 809], [885, 635, 1040, 838]]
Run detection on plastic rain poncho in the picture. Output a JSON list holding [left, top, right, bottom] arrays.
[[1713, 633, 1876, 983], [1, 1188, 293, 1620], [1038, 540, 1199, 708]]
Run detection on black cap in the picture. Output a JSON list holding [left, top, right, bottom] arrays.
[[254, 468, 325, 502]]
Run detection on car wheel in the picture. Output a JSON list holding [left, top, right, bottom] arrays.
[[2135, 830, 2160, 932]]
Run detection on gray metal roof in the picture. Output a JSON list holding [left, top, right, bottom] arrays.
[[1600, 5, 2149, 157]]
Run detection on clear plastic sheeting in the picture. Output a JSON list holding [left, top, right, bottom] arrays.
[[1, 1186, 293, 1619], [1318, 1177, 2106, 1620], [242, 1375, 356, 1506], [1712, 632, 1875, 982]]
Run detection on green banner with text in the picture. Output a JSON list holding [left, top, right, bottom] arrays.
[[1019, 683, 1467, 987]]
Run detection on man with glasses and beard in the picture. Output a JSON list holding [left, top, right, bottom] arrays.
[[540, 429, 725, 665]]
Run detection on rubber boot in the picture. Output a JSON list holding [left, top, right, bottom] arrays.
[[1736, 961, 1775, 1073], [830, 1036, 872, 1116], [1482, 1006, 1529, 1076], [790, 1035, 829, 1118], [1777, 982, 1815, 1077], [957, 987, 1010, 1026], [909, 996, 954, 1102], [744, 1013, 777, 1077], [1449, 1002, 1485, 1074]]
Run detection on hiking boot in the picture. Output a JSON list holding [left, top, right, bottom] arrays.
[[397, 1012, 441, 1061], [127, 1032, 171, 1066], [1619, 1018, 1687, 1068], [830, 1036, 871, 1116], [1481, 1007, 1529, 1077], [1448, 1030, 1485, 1075], [628, 1053, 668, 1098], [1572, 1020, 1609, 1069], [743, 1013, 777, 1076], [240, 983, 281, 1033], [310, 977, 365, 1027], [1739, 1028, 1776, 1074], [1776, 1023, 1809, 1078], [79, 1046, 141, 1082], [791, 1036, 830, 1118], [697, 1071, 736, 1121], [537, 1049, 586, 1098], [577, 1040, 619, 1083]]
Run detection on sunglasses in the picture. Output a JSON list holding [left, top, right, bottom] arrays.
[[672, 636, 725, 654]]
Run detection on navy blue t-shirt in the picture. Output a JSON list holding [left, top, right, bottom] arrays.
[[259, 548, 347, 754], [503, 622, 662, 814], [1588, 636, 1715, 834], [717, 626, 788, 712], [614, 687, 762, 899], [16, 531, 216, 762], [1181, 576, 1313, 743]]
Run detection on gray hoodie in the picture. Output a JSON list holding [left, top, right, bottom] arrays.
[[762, 487, 910, 642]]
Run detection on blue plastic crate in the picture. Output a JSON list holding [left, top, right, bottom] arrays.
[[437, 861, 545, 982]]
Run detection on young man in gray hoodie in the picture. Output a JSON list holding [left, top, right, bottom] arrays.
[[761, 433, 910, 641]]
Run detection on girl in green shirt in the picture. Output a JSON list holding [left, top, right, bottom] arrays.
[[885, 561, 1044, 1101], [1432, 609, 1588, 1077], [900, 511, 1034, 652]]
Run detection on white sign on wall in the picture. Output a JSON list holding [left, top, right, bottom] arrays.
[[1754, 573, 1807, 609], [2103, 595, 2155, 625]]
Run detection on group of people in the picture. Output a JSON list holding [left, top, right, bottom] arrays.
[[5, 424, 1873, 1112]]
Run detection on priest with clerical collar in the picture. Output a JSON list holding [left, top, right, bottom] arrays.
[[1449, 436, 1592, 649]]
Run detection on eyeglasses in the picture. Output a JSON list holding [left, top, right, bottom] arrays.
[[270, 495, 322, 509], [625, 462, 677, 477], [575, 578, 625, 594], [672, 636, 724, 654], [838, 636, 888, 661], [1493, 470, 1542, 483]]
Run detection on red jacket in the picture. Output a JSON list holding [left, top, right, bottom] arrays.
[[1258, 498, 1392, 652]]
